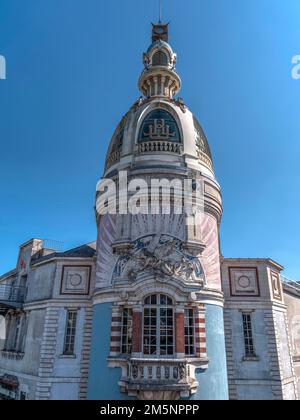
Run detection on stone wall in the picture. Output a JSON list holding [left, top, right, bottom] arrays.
[[284, 290, 300, 397], [221, 258, 298, 400]]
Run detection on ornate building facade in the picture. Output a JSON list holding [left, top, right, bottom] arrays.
[[0, 23, 300, 400]]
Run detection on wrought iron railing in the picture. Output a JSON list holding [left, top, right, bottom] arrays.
[[0, 284, 26, 304], [281, 276, 300, 293], [41, 239, 64, 252]]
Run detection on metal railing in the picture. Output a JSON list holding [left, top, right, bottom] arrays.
[[281, 276, 300, 293], [0, 284, 26, 304]]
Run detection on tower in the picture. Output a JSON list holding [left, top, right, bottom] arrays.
[[88, 23, 228, 400]]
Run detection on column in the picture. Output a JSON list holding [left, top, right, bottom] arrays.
[[4, 314, 12, 351], [109, 307, 122, 357], [19, 312, 28, 353], [195, 306, 207, 358], [175, 307, 185, 358], [7, 312, 16, 351], [132, 307, 142, 356]]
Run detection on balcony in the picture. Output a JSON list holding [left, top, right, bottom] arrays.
[[0, 284, 26, 309], [1, 351, 25, 361], [138, 141, 183, 155], [109, 357, 206, 399]]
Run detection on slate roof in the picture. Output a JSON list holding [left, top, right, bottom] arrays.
[[31, 242, 96, 266]]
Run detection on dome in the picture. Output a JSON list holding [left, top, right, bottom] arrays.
[[193, 116, 213, 171], [147, 40, 173, 54], [104, 113, 128, 171], [145, 40, 177, 70], [104, 24, 214, 179], [104, 98, 214, 177]]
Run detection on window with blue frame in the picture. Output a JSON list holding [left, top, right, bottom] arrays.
[[139, 109, 181, 143]]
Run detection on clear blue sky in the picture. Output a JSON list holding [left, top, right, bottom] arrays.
[[0, 0, 299, 279]]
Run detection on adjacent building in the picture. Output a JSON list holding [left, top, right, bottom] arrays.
[[0, 239, 96, 400]]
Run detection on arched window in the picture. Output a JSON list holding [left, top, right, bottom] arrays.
[[143, 294, 174, 356], [152, 51, 168, 66], [139, 109, 181, 143]]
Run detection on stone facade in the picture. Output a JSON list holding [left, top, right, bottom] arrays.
[[283, 284, 300, 397], [221, 258, 298, 400], [0, 23, 299, 401], [0, 240, 96, 400]]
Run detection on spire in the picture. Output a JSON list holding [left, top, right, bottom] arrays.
[[138, 23, 181, 99], [152, 1, 168, 42], [159, 0, 163, 23]]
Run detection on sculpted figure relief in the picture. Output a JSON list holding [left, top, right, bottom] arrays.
[[114, 234, 204, 283]]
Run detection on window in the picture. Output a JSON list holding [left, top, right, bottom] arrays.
[[121, 308, 133, 354], [138, 109, 181, 143], [63, 310, 78, 355], [242, 313, 255, 357], [143, 294, 174, 357], [4, 312, 27, 353], [19, 392, 27, 401], [185, 309, 195, 356], [152, 51, 168, 66]]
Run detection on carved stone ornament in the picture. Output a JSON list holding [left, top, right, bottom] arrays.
[[113, 234, 204, 284]]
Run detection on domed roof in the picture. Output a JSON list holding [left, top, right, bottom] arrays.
[[193, 116, 213, 168], [104, 24, 214, 178], [146, 40, 173, 55], [104, 98, 214, 176], [104, 113, 128, 171]]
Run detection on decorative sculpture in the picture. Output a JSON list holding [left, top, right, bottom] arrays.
[[113, 234, 204, 283]]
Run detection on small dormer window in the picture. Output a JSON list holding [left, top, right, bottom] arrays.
[[152, 51, 168, 66], [139, 109, 181, 143]]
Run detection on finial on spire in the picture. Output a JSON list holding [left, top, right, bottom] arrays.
[[152, 20, 169, 43]]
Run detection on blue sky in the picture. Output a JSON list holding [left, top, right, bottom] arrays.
[[0, 0, 299, 279]]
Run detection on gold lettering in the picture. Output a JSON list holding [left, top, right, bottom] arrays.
[[143, 119, 176, 140]]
